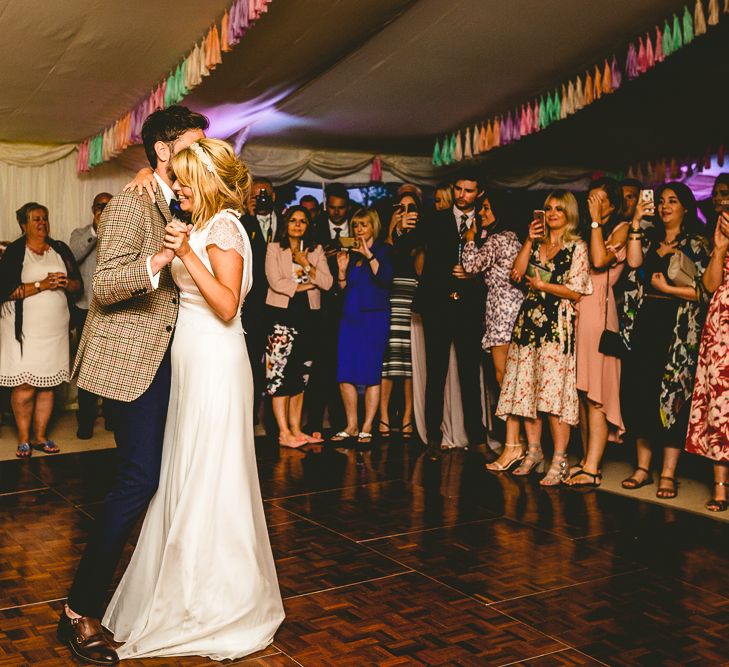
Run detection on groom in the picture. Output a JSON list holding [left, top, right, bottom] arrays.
[[58, 106, 208, 665]]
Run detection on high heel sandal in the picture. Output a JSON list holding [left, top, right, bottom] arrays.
[[378, 421, 392, 438], [513, 443, 544, 476], [400, 422, 414, 440], [706, 481, 728, 512], [539, 452, 569, 486], [485, 443, 524, 472]]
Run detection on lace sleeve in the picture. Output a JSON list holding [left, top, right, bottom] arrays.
[[206, 215, 246, 258]]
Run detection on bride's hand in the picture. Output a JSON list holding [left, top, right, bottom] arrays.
[[124, 167, 157, 198], [164, 221, 192, 258]]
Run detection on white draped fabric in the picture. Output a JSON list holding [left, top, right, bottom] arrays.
[[0, 142, 135, 243]]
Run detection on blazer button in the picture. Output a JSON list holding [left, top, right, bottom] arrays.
[[166, 325, 172, 332], [172, 297, 177, 304]]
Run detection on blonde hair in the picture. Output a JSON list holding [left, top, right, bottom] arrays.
[[434, 185, 453, 211], [543, 190, 581, 243], [171, 138, 252, 229], [350, 207, 381, 239]]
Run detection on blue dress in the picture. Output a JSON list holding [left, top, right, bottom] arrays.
[[337, 241, 394, 386]]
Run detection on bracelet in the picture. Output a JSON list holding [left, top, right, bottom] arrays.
[[366, 255, 375, 262]]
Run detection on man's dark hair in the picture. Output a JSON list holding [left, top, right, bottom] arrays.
[[325, 183, 349, 202], [141, 105, 209, 168], [453, 169, 482, 191], [621, 178, 643, 190], [300, 194, 319, 205], [252, 176, 274, 189]]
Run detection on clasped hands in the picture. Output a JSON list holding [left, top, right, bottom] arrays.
[[163, 220, 193, 260], [43, 272, 68, 291]]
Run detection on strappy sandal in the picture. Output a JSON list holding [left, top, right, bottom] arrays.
[[357, 432, 373, 444], [566, 469, 602, 488], [15, 442, 32, 458], [331, 430, 356, 442], [401, 422, 414, 440], [621, 466, 653, 490], [540, 452, 570, 487], [656, 476, 678, 499], [513, 443, 544, 476], [485, 443, 524, 472], [32, 440, 60, 454], [706, 482, 728, 512], [378, 421, 391, 438]]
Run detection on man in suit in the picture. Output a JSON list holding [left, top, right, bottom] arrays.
[[305, 183, 351, 433], [395, 172, 486, 459], [69, 192, 112, 439], [58, 106, 208, 665]]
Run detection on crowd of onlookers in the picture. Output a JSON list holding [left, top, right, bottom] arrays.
[[1, 169, 729, 512]]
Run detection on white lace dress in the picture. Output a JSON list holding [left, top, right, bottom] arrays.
[[103, 210, 284, 660]]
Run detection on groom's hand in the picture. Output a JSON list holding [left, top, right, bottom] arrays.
[[164, 221, 192, 259]]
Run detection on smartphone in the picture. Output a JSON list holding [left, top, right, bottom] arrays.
[[533, 210, 546, 238], [339, 236, 357, 248], [639, 189, 654, 204]]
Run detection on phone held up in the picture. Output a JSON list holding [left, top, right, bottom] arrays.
[[339, 236, 357, 249], [533, 209, 547, 239]]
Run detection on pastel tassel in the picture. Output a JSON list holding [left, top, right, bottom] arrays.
[[552, 90, 561, 121], [575, 76, 584, 110], [493, 116, 501, 146], [602, 59, 612, 94], [567, 79, 576, 113], [637, 37, 647, 74], [718, 144, 725, 167], [432, 139, 442, 166], [205, 24, 223, 70], [725, 0, 729, 13], [655, 26, 665, 62], [472, 124, 481, 155], [451, 132, 460, 162], [479, 124, 488, 153], [485, 121, 494, 150], [694, 0, 708, 35], [524, 104, 533, 135], [670, 158, 680, 179], [626, 42, 639, 79], [538, 96, 547, 128], [708, 0, 719, 24], [662, 20, 673, 57], [512, 111, 521, 141], [560, 84, 568, 118], [501, 116, 511, 145], [655, 160, 666, 183], [593, 66, 602, 100], [583, 72, 594, 105], [672, 14, 683, 51], [645, 32, 655, 68], [463, 127, 473, 159], [610, 55, 622, 89], [370, 155, 382, 181], [704, 148, 712, 169], [682, 6, 694, 44], [531, 100, 540, 133], [520, 105, 528, 136]]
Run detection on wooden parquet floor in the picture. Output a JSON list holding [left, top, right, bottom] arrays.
[[1, 438, 728, 666]]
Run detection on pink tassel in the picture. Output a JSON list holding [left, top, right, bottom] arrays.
[[512, 111, 521, 141], [610, 55, 622, 90], [369, 155, 382, 181], [602, 60, 612, 94], [519, 107, 527, 136], [531, 101, 540, 133], [694, 0, 708, 35], [472, 124, 480, 155], [645, 32, 655, 68], [76, 140, 89, 172], [708, 0, 719, 24], [654, 27, 665, 62], [637, 37, 647, 74], [464, 127, 473, 159], [524, 105, 532, 135], [626, 42, 639, 79]]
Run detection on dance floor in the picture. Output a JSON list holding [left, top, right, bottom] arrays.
[[1, 437, 728, 666]]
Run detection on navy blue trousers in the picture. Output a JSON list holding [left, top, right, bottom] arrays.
[[67, 351, 171, 618]]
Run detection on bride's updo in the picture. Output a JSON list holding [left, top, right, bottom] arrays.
[[171, 138, 252, 228]]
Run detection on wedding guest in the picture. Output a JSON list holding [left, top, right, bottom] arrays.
[[494, 191, 592, 485], [299, 194, 321, 220], [700, 173, 729, 240], [332, 208, 393, 444], [69, 192, 112, 439], [264, 206, 333, 447], [620, 178, 642, 223], [686, 209, 729, 511], [433, 182, 453, 212], [0, 203, 82, 457], [621, 183, 710, 499], [461, 193, 524, 386], [379, 192, 421, 439], [569, 178, 628, 488]]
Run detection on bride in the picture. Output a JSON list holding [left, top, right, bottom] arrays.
[[103, 138, 284, 660]]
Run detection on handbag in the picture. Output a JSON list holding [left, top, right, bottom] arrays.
[[598, 268, 626, 358], [667, 250, 697, 288], [526, 262, 552, 299]]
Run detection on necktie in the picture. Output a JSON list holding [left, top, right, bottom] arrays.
[[458, 214, 469, 236], [333, 226, 342, 240], [169, 198, 191, 224], [266, 223, 273, 244]]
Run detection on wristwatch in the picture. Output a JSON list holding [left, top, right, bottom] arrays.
[[590, 221, 600, 229], [303, 264, 311, 274], [34, 281, 41, 291]]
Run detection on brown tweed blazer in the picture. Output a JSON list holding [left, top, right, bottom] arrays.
[[73, 189, 179, 402]]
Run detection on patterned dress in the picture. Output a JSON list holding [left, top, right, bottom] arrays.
[[497, 240, 592, 425], [461, 231, 524, 349], [686, 252, 729, 462]]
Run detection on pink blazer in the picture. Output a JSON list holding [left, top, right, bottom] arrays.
[[265, 242, 333, 309]]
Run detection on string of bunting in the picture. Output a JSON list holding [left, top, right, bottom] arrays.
[[433, 0, 728, 167], [77, 0, 272, 172]]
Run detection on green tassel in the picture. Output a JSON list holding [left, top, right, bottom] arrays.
[[89, 134, 103, 168], [164, 73, 175, 107], [672, 13, 683, 50], [662, 19, 673, 56], [538, 97, 547, 129], [545, 94, 554, 125], [450, 133, 457, 164], [177, 64, 189, 97], [432, 139, 442, 167], [552, 90, 561, 122], [442, 135, 451, 165], [682, 5, 694, 43]]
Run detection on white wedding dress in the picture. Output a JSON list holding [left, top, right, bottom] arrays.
[[103, 210, 285, 661]]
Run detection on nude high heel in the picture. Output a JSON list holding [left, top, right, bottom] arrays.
[[485, 443, 525, 472]]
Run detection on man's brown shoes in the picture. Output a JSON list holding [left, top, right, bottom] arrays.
[[57, 613, 119, 665]]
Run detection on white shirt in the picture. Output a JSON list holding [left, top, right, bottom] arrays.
[[453, 205, 476, 231], [256, 211, 278, 243], [146, 173, 176, 288], [328, 219, 350, 239]]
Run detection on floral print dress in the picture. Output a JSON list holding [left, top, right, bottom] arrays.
[[686, 251, 729, 462], [497, 239, 592, 425]]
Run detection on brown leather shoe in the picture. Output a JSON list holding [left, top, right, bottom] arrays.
[[57, 612, 119, 665]]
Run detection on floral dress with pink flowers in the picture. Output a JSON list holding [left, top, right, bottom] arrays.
[[497, 239, 592, 425], [686, 252, 729, 462]]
